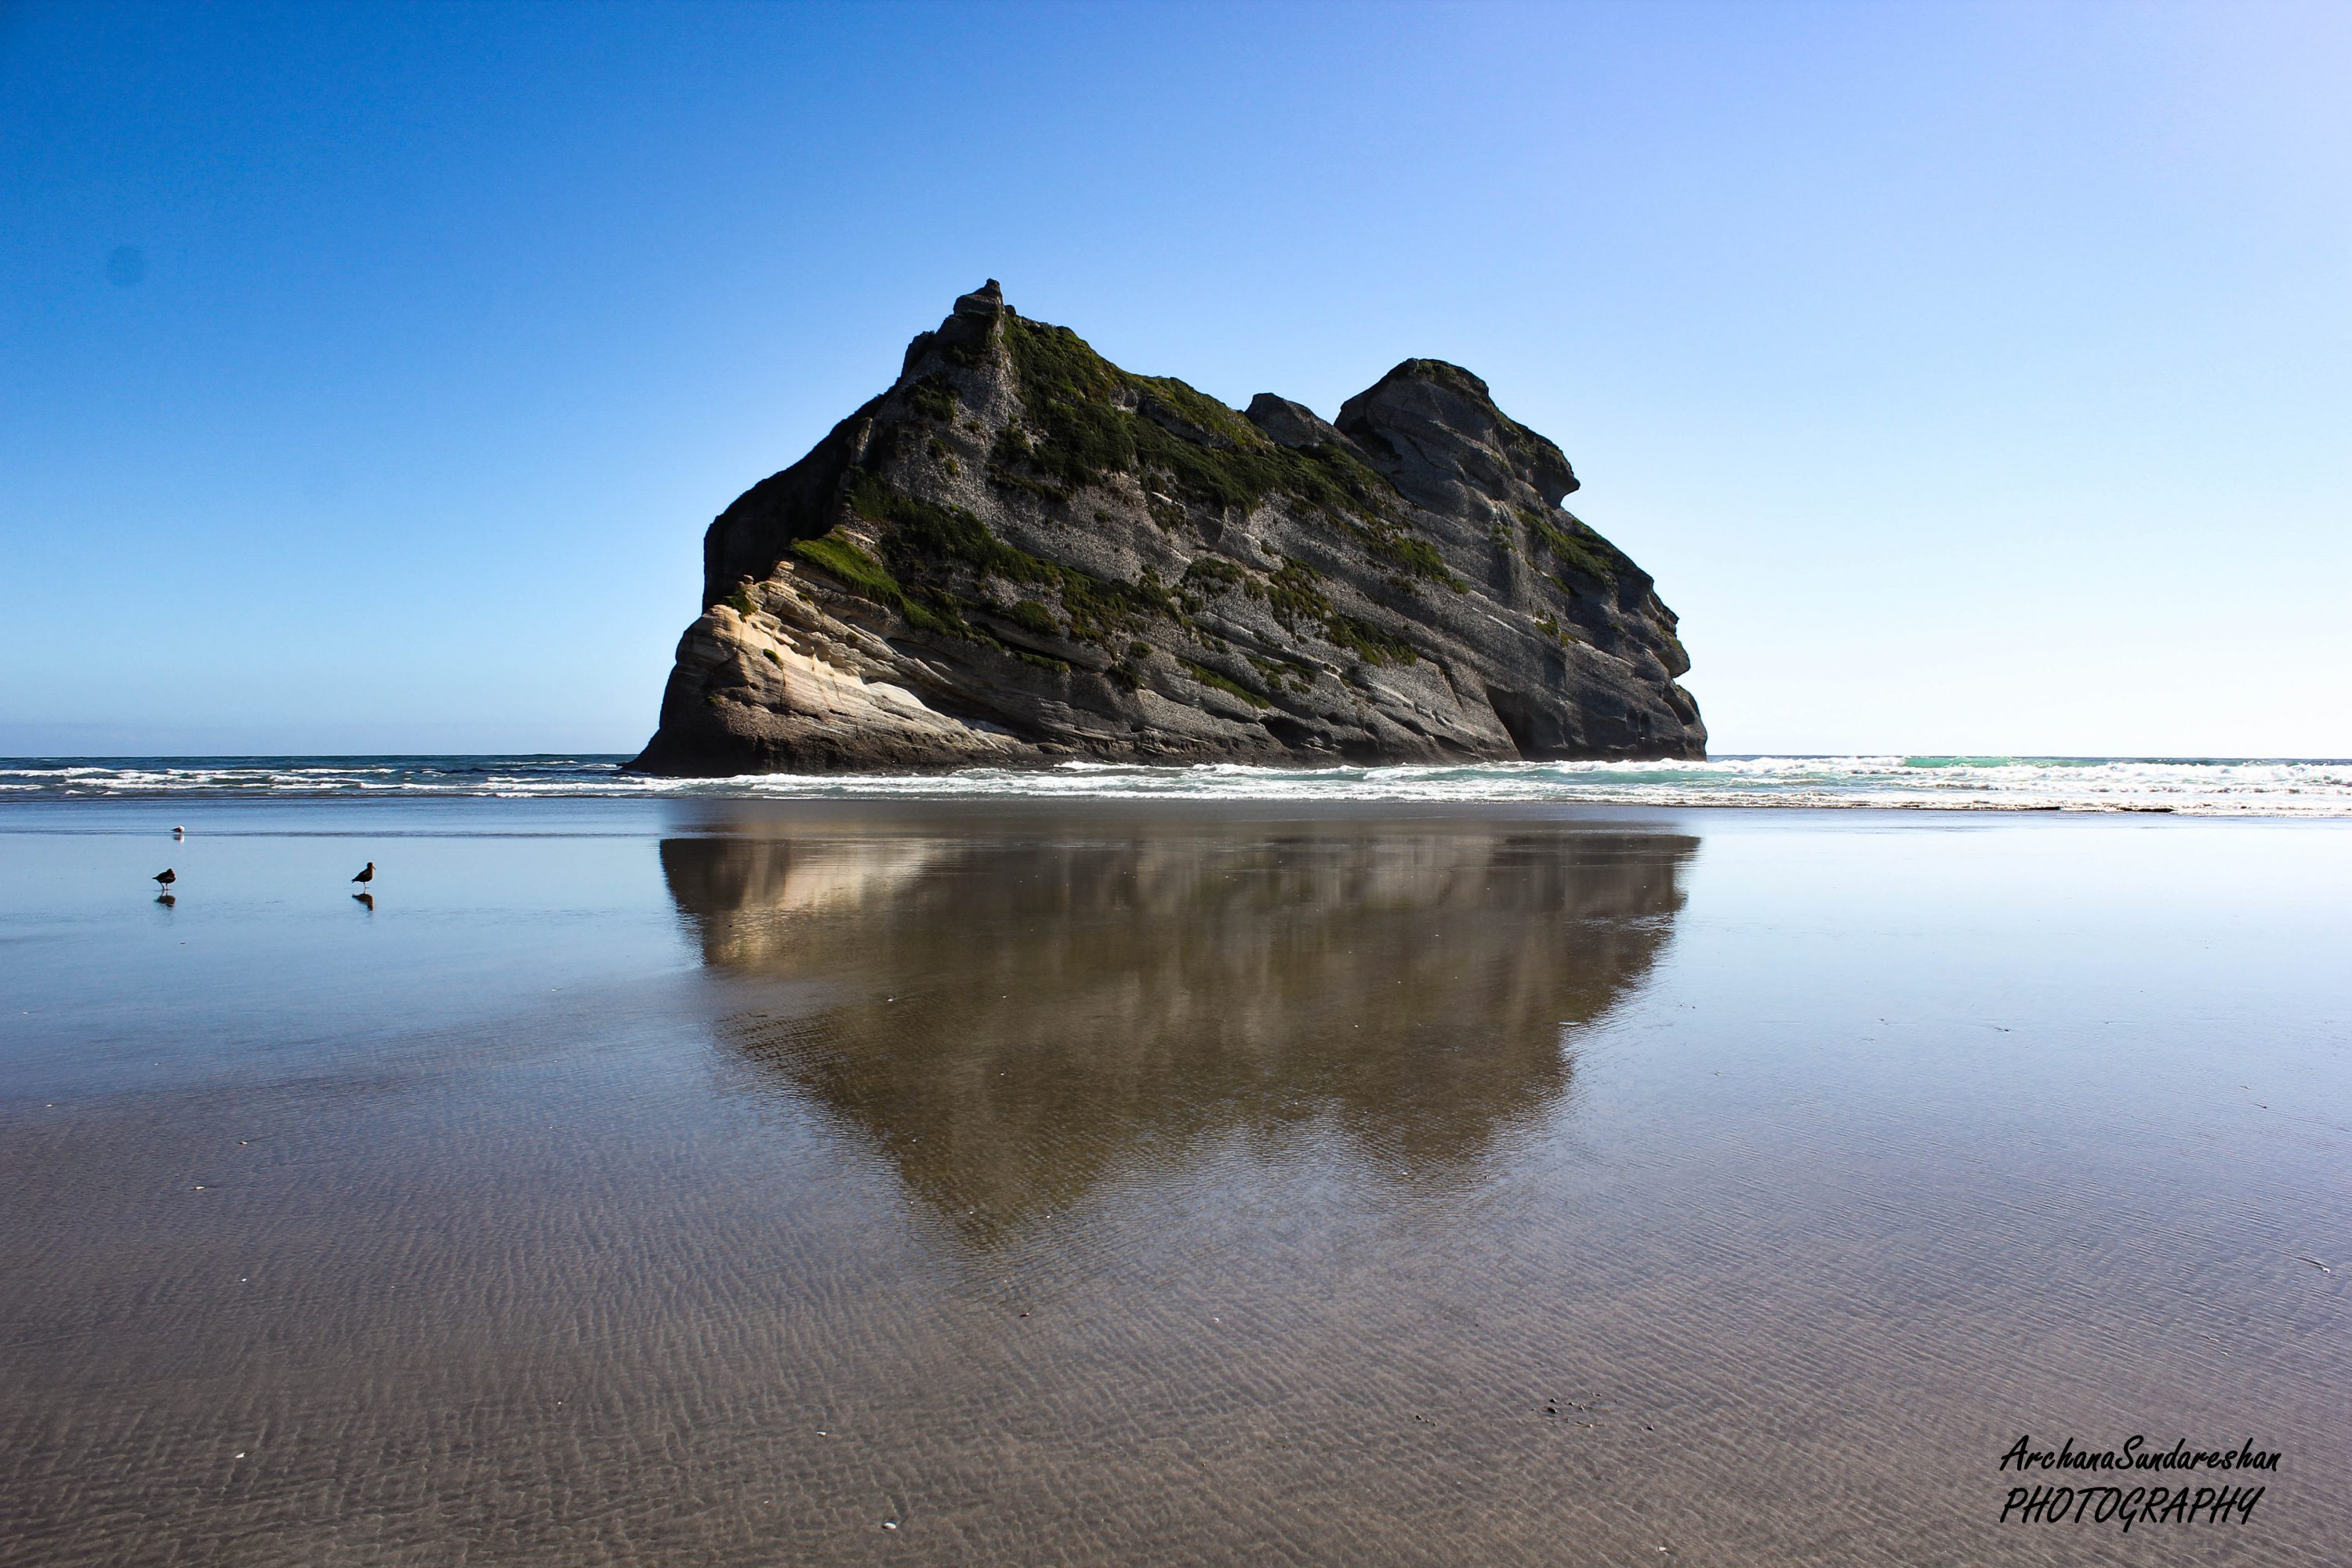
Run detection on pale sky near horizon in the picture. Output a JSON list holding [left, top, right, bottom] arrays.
[[2, 1, 2347, 759]]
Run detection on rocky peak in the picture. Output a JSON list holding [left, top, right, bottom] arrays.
[[1243, 393, 1350, 451], [953, 278, 1005, 317], [1338, 358, 1579, 513]]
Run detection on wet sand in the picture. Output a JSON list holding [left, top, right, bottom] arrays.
[[2, 799, 2347, 1565]]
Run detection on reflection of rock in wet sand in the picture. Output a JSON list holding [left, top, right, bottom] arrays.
[[662, 819, 1694, 1244]]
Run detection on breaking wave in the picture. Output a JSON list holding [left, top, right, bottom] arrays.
[[4, 754, 2350, 815]]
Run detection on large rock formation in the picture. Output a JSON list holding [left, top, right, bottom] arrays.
[[629, 282, 1703, 774]]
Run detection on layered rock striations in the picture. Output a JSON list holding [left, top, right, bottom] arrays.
[[629, 282, 1704, 774]]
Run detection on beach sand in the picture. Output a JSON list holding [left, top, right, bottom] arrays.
[[2, 799, 2346, 1564]]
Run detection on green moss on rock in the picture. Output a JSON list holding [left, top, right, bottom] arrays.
[[1519, 505, 1624, 584], [1533, 612, 1582, 647], [1327, 614, 1420, 667], [844, 470, 1173, 647], [1007, 600, 1062, 637], [996, 315, 1410, 526], [1181, 658, 1272, 708], [909, 375, 957, 423]]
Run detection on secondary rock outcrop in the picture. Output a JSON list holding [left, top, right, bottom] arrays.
[[629, 281, 1703, 774]]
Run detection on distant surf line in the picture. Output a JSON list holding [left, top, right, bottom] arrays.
[[2, 754, 2349, 816]]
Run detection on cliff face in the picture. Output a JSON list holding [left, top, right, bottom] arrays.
[[629, 282, 1703, 775]]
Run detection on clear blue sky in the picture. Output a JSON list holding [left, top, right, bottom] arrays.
[[3, 0, 2346, 758]]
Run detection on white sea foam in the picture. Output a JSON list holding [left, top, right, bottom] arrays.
[[3, 755, 2350, 815]]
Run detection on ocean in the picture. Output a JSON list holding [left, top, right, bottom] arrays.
[[5, 752, 2350, 814]]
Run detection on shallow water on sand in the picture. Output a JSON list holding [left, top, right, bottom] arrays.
[[2, 800, 2347, 1566]]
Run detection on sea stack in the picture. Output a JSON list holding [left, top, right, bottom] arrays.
[[629, 282, 1704, 775]]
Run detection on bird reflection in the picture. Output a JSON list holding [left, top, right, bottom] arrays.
[[662, 818, 1696, 1247], [353, 892, 375, 911]]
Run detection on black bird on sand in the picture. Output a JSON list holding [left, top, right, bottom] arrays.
[[153, 868, 176, 891], [352, 861, 376, 890]]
